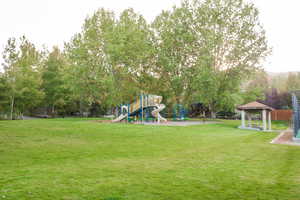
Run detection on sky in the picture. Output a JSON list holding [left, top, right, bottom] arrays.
[[0, 0, 299, 72]]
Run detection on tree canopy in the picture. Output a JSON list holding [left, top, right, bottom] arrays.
[[0, 0, 274, 119]]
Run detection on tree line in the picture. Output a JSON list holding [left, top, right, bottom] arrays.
[[0, 0, 271, 119], [260, 72, 300, 109]]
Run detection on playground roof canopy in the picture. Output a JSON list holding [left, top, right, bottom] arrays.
[[237, 101, 274, 111]]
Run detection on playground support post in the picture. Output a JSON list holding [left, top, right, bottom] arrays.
[[127, 104, 130, 123], [140, 94, 144, 123]]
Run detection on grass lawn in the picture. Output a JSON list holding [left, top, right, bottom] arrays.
[[0, 118, 299, 200]]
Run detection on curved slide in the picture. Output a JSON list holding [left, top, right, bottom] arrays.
[[112, 114, 127, 123], [152, 104, 167, 123], [112, 105, 128, 123]]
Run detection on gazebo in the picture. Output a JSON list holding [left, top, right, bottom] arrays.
[[237, 101, 274, 131]]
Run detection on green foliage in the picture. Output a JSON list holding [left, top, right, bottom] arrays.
[[0, 73, 10, 112], [152, 0, 270, 115], [0, 0, 272, 117], [152, 5, 197, 106], [65, 8, 158, 112], [241, 70, 268, 103], [65, 9, 116, 114], [286, 72, 300, 91], [2, 36, 44, 118], [41, 47, 71, 116], [190, 0, 270, 114], [106, 8, 157, 102]]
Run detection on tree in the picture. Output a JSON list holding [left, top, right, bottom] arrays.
[[41, 46, 69, 116], [66, 8, 157, 115], [269, 73, 288, 92], [105, 8, 157, 103], [2, 36, 44, 119], [241, 70, 268, 103], [152, 4, 198, 106], [152, 0, 269, 117], [188, 0, 269, 117], [0, 1, 271, 119], [286, 72, 300, 91], [0, 73, 10, 114], [65, 9, 116, 115]]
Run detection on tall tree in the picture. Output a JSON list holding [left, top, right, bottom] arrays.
[[152, 5, 197, 106], [2, 36, 44, 119], [42, 46, 69, 116], [105, 8, 157, 103], [286, 72, 300, 91], [65, 9, 115, 115], [241, 70, 268, 103], [66, 8, 157, 114], [189, 0, 270, 116], [0, 73, 10, 114], [153, 0, 270, 116]]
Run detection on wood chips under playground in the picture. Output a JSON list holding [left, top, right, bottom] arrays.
[[271, 129, 300, 146], [94, 120, 218, 126]]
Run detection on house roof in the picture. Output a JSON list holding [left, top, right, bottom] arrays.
[[237, 101, 274, 111]]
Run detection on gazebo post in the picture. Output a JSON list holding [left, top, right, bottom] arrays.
[[268, 111, 272, 131], [241, 110, 245, 128], [262, 109, 267, 131]]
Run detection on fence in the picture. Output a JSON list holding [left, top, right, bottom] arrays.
[[271, 110, 293, 121]]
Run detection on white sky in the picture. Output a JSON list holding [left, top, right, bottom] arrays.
[[0, 0, 299, 72]]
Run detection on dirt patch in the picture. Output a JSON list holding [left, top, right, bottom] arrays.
[[92, 120, 218, 126], [92, 120, 113, 123], [271, 129, 300, 146], [141, 121, 219, 126]]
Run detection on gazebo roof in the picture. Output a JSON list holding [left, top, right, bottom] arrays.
[[237, 101, 274, 111]]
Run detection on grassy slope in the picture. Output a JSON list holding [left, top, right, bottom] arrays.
[[0, 119, 299, 200]]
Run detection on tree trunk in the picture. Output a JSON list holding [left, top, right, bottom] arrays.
[[209, 104, 216, 119], [211, 111, 216, 119], [51, 104, 55, 117], [10, 96, 14, 120], [79, 97, 83, 117]]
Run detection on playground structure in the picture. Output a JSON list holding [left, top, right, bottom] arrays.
[[292, 91, 300, 141], [112, 94, 167, 123]]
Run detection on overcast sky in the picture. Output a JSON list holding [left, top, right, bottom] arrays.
[[0, 0, 299, 72]]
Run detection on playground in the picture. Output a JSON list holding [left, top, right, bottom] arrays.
[[111, 94, 200, 124], [112, 94, 170, 123]]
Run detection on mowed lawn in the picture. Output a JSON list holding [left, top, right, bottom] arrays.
[[0, 119, 299, 200]]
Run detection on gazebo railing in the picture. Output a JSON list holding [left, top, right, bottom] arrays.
[[292, 92, 300, 137]]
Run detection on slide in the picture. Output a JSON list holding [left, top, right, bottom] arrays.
[[112, 105, 129, 123], [112, 114, 127, 123], [152, 104, 167, 122]]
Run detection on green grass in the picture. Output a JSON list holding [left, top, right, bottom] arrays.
[[0, 118, 299, 200]]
